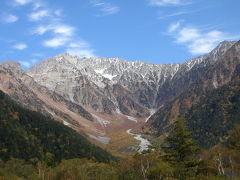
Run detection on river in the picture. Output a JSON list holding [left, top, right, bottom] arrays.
[[127, 129, 151, 153]]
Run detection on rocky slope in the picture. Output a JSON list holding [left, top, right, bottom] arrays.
[[0, 61, 96, 131], [27, 41, 236, 118]]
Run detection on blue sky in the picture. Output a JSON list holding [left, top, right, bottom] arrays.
[[0, 0, 239, 68]]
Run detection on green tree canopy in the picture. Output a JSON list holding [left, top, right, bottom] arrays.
[[162, 118, 200, 179]]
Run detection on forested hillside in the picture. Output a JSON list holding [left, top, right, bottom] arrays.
[[0, 90, 115, 164], [186, 78, 240, 148]]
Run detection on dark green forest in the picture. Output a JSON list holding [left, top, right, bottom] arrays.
[[0, 90, 114, 164]]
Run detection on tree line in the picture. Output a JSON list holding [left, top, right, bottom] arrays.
[[1, 117, 240, 180]]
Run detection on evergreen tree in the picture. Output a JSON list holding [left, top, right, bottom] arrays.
[[162, 118, 200, 179]]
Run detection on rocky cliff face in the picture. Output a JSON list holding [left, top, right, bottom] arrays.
[[27, 41, 236, 119]]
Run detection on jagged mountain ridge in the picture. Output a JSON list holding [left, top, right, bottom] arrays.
[[27, 41, 236, 118], [1, 40, 238, 152]]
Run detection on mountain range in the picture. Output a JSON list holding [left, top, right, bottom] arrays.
[[0, 40, 239, 154]]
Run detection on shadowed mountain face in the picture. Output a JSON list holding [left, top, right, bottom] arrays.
[[1, 40, 239, 150]]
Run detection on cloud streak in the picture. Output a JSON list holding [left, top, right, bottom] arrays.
[[167, 22, 239, 54], [32, 1, 44, 10], [13, 0, 31, 6], [43, 37, 69, 48], [158, 9, 199, 19], [28, 1, 96, 57], [33, 24, 75, 36], [167, 20, 182, 33], [91, 0, 120, 16], [149, 0, 191, 6], [66, 41, 96, 58], [28, 10, 50, 21], [3, 14, 19, 23], [13, 43, 28, 50]]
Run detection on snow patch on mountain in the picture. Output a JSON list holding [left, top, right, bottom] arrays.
[[126, 115, 138, 122], [92, 114, 110, 128], [145, 109, 157, 122], [102, 74, 117, 80], [95, 69, 106, 74], [63, 120, 70, 126], [88, 134, 111, 145]]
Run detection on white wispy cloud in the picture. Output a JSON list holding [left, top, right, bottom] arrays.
[[66, 41, 96, 58], [13, 0, 31, 6], [54, 9, 63, 17], [29, 2, 96, 57], [91, 0, 120, 16], [13, 43, 28, 50], [52, 24, 75, 36], [32, 1, 43, 10], [158, 10, 198, 19], [168, 22, 239, 54], [149, 0, 191, 6], [100, 5, 119, 16], [67, 48, 95, 58], [177, 27, 200, 43], [43, 36, 96, 57], [32, 25, 49, 35], [150, 0, 181, 6], [33, 24, 75, 36], [11, 0, 97, 58], [68, 42, 90, 48], [167, 20, 182, 33], [28, 9, 50, 21], [3, 14, 19, 23], [19, 60, 31, 68], [43, 37, 69, 48]]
